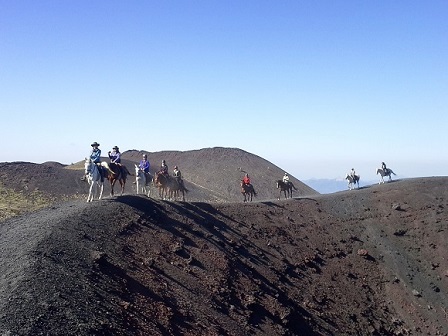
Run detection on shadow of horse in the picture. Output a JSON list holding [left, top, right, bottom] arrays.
[[276, 180, 297, 199], [241, 181, 256, 202], [103, 162, 132, 196]]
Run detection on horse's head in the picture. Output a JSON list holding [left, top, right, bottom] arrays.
[[134, 164, 140, 176], [84, 158, 93, 174]]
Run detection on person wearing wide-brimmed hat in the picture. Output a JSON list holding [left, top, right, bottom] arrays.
[[108, 146, 121, 164], [81, 141, 104, 181], [90, 142, 102, 163]]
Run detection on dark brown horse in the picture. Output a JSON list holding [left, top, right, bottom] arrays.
[[241, 181, 256, 202], [104, 162, 131, 196], [153, 172, 170, 199], [276, 180, 297, 199], [167, 178, 189, 201]]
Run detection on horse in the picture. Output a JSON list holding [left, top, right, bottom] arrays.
[[241, 181, 256, 202], [153, 172, 170, 199], [134, 164, 152, 197], [84, 158, 104, 202], [345, 174, 360, 190], [167, 178, 189, 201], [103, 162, 131, 196], [376, 167, 396, 184], [276, 180, 297, 199]]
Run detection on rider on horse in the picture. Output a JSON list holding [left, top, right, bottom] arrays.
[[350, 168, 356, 179], [108, 146, 124, 176], [282, 172, 290, 185], [139, 154, 151, 182], [241, 173, 256, 197], [108, 146, 121, 164], [382, 162, 388, 174], [82, 141, 104, 181], [159, 160, 169, 177], [173, 165, 185, 188]]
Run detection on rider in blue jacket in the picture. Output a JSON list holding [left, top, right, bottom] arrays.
[[82, 141, 103, 181], [90, 142, 101, 163]]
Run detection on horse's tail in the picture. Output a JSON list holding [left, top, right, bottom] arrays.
[[390, 169, 396, 175], [101, 162, 115, 175], [291, 182, 298, 190], [123, 165, 132, 176]]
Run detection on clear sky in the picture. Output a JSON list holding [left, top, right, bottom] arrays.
[[1, 1, 447, 180]]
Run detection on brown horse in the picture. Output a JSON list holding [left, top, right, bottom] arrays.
[[153, 172, 170, 199], [276, 180, 297, 199], [104, 162, 131, 196], [241, 181, 256, 202], [167, 178, 189, 201]]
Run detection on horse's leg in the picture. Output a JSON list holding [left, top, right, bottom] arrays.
[[87, 182, 94, 202], [120, 179, 125, 196], [110, 179, 116, 196], [99, 182, 104, 199]]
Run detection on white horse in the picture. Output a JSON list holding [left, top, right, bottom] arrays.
[[135, 164, 152, 197], [345, 174, 360, 190], [376, 167, 396, 184], [84, 158, 104, 202]]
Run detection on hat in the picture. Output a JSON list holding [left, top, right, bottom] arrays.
[[91, 142, 100, 147], [113, 146, 119, 150]]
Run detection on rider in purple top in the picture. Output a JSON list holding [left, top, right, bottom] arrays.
[[108, 146, 121, 164], [139, 154, 150, 173]]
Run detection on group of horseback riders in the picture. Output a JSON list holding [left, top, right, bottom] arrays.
[[348, 162, 388, 180], [83, 141, 185, 188]]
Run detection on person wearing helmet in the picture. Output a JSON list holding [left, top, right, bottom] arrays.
[[159, 160, 169, 176], [173, 165, 184, 187], [173, 165, 181, 179], [350, 168, 356, 179], [282, 172, 290, 184], [108, 146, 121, 164], [381, 161, 388, 174], [139, 154, 150, 173]]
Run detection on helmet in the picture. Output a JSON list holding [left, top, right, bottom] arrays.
[[174, 166, 178, 169]]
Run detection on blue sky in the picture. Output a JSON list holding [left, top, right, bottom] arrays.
[[1, 1, 447, 180]]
